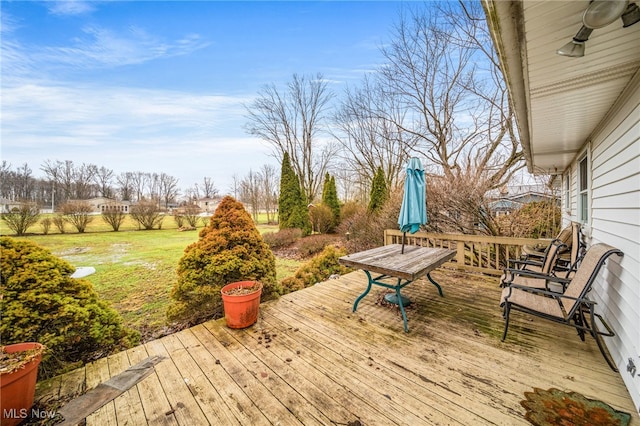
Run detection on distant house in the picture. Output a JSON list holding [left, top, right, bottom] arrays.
[[0, 198, 24, 212], [195, 197, 221, 213], [68, 197, 131, 214], [488, 185, 559, 217]]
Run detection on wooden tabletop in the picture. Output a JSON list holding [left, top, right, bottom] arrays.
[[338, 244, 456, 281]]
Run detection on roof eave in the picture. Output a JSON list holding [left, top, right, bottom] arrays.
[[482, 0, 535, 173]]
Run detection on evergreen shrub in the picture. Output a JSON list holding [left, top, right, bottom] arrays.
[[280, 245, 350, 294], [368, 167, 388, 213], [0, 237, 138, 378], [167, 196, 279, 326], [321, 173, 341, 231]]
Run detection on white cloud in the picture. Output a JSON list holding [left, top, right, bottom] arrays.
[[47, 1, 96, 16], [1, 81, 272, 191], [36, 24, 211, 69]]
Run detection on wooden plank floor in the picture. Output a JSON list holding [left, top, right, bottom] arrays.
[[37, 269, 639, 425]]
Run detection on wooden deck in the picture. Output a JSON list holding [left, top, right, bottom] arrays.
[[37, 269, 639, 425]]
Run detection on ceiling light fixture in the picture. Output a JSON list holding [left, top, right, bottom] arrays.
[[557, 26, 593, 57], [557, 0, 639, 57], [582, 0, 628, 28]]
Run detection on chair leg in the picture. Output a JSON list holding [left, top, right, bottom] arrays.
[[588, 309, 618, 372], [573, 309, 586, 341], [502, 304, 510, 341]]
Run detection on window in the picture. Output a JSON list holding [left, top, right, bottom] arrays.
[[564, 172, 570, 211], [578, 156, 588, 222]]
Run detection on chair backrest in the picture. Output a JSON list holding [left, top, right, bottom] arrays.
[[556, 224, 573, 247], [561, 243, 623, 316], [566, 222, 586, 278], [541, 239, 566, 274], [568, 222, 586, 269]]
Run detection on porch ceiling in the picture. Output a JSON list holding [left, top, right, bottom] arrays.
[[484, 1, 640, 174]]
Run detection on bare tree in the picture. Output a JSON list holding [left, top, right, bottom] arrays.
[[60, 201, 94, 233], [239, 170, 261, 222], [0, 161, 12, 199], [158, 173, 180, 208], [1, 202, 40, 235], [94, 166, 115, 198], [116, 172, 135, 201], [331, 163, 368, 203], [130, 200, 164, 230], [14, 163, 36, 201], [147, 173, 161, 204], [131, 172, 150, 202], [52, 215, 67, 233], [199, 177, 219, 199], [41, 160, 69, 202], [41, 160, 98, 201], [101, 202, 127, 231], [244, 73, 336, 203], [333, 75, 412, 191], [183, 204, 201, 228], [259, 164, 278, 224], [375, 3, 523, 234], [229, 174, 241, 199], [381, 4, 522, 184], [74, 163, 98, 199]]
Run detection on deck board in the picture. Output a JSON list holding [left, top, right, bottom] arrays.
[[36, 269, 640, 425], [84, 356, 116, 426]]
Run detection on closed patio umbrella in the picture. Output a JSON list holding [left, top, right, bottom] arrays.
[[398, 157, 427, 254]]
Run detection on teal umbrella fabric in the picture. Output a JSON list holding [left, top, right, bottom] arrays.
[[398, 158, 427, 251]]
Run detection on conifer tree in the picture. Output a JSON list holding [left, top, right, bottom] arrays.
[[168, 196, 279, 325], [278, 152, 311, 235], [1, 237, 137, 376], [321, 172, 341, 231], [368, 166, 388, 213]]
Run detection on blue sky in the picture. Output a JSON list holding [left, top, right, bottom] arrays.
[[1, 1, 407, 194]]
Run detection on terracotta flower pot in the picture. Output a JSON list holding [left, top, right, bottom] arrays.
[[1, 342, 45, 426], [221, 281, 263, 329]]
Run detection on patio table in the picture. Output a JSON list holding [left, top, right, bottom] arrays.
[[339, 244, 456, 332]]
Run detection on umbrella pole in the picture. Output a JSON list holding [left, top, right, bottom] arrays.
[[401, 232, 406, 254]]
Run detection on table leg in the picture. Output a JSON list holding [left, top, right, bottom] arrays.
[[426, 272, 444, 297], [353, 270, 374, 312], [394, 281, 410, 333]]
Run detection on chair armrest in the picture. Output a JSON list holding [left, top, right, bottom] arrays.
[[503, 268, 570, 283], [506, 283, 595, 305], [508, 259, 543, 269]]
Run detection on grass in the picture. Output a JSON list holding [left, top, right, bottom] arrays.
[[7, 220, 301, 340], [0, 211, 278, 235]]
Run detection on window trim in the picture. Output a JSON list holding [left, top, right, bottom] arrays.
[[578, 154, 589, 223], [564, 170, 571, 212]]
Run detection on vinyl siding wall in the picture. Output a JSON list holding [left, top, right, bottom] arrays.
[[563, 71, 640, 412]]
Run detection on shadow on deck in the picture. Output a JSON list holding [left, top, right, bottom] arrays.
[[36, 269, 639, 425]]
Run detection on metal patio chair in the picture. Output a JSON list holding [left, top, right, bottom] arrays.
[[501, 223, 587, 293], [500, 239, 568, 292], [521, 222, 585, 273], [504, 238, 566, 275], [500, 243, 623, 371]]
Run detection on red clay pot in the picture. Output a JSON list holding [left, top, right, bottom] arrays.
[[221, 281, 263, 329], [1, 342, 44, 426]]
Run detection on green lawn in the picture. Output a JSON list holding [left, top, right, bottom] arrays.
[[0, 211, 277, 235], [8, 222, 300, 340]]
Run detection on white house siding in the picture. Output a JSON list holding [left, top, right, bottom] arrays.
[[564, 72, 640, 410]]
